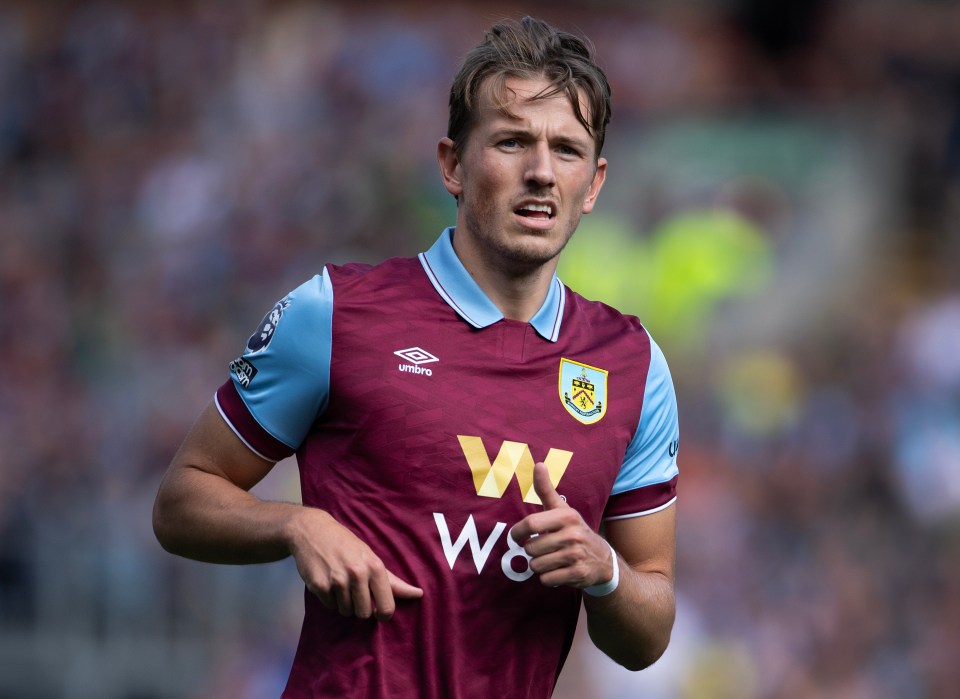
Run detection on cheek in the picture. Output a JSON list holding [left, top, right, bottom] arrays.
[[469, 169, 508, 205]]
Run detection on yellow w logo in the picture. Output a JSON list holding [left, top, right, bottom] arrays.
[[456, 436, 573, 504]]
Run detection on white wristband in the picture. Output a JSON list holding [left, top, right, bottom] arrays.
[[584, 542, 619, 597]]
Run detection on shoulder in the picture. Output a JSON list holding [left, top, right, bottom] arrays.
[[327, 257, 420, 285], [563, 285, 650, 349], [326, 256, 430, 304], [564, 286, 646, 328]]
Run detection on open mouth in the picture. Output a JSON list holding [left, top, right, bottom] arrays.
[[515, 203, 555, 220]]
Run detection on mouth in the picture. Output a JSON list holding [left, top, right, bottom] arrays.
[[515, 202, 555, 221]]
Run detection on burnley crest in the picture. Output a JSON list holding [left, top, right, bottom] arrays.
[[559, 358, 608, 424]]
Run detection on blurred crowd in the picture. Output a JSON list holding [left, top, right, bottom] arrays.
[[2, 1, 960, 697]]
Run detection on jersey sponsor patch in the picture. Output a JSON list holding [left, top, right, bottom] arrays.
[[229, 357, 258, 388], [457, 435, 572, 505], [246, 298, 290, 353], [559, 358, 608, 425]]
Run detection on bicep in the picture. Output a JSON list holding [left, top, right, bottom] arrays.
[[167, 400, 276, 492], [605, 504, 676, 580]]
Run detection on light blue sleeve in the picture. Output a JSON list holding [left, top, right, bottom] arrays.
[[612, 335, 680, 495], [231, 268, 334, 449]]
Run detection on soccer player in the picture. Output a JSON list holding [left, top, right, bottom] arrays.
[[153, 16, 679, 698]]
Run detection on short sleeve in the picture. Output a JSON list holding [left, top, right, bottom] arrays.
[[605, 335, 680, 519], [215, 269, 334, 461]]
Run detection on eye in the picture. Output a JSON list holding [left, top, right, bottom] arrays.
[[500, 138, 521, 149]]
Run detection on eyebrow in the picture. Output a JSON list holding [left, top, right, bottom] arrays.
[[488, 125, 593, 150]]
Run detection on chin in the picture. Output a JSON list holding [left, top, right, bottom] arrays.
[[497, 238, 566, 269]]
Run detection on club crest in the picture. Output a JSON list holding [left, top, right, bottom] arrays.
[[559, 358, 608, 425]]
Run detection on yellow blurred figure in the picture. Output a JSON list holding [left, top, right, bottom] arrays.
[[560, 207, 773, 353]]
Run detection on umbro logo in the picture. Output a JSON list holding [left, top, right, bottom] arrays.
[[395, 347, 439, 376]]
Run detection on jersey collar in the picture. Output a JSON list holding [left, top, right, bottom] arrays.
[[418, 227, 566, 342]]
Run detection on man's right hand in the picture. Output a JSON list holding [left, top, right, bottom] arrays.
[[155, 401, 422, 621], [285, 508, 423, 621]]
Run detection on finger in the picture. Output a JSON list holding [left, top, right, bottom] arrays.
[[333, 581, 353, 617], [389, 572, 424, 600], [310, 585, 336, 612], [509, 519, 530, 548], [369, 569, 397, 621], [351, 575, 374, 619], [533, 461, 568, 511], [371, 571, 423, 621]]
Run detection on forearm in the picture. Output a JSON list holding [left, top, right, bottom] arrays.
[[583, 556, 676, 671], [154, 455, 423, 620], [153, 463, 301, 565]]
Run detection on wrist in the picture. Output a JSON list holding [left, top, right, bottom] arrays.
[[281, 504, 326, 552], [584, 541, 620, 597]]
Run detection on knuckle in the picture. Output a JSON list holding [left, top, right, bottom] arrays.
[[343, 563, 366, 581], [306, 583, 327, 601], [329, 570, 349, 589], [356, 553, 384, 575], [305, 571, 333, 594]]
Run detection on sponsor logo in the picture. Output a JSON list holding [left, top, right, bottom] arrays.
[[246, 299, 291, 354], [456, 435, 572, 505], [229, 357, 258, 388], [433, 513, 534, 582], [559, 358, 608, 425], [434, 436, 576, 582], [669, 439, 679, 457], [394, 346, 439, 376]]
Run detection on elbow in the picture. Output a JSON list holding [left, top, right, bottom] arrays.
[[151, 486, 181, 555], [588, 615, 674, 672], [616, 633, 672, 672], [152, 496, 171, 552]]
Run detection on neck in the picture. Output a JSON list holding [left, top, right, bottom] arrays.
[[482, 266, 555, 322], [452, 233, 557, 322]]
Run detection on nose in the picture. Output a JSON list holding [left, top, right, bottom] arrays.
[[524, 142, 556, 189]]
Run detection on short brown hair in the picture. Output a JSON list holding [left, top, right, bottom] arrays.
[[447, 16, 612, 159]]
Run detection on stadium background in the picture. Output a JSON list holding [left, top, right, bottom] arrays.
[[2, 0, 960, 696]]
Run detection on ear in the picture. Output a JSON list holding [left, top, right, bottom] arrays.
[[437, 137, 464, 199], [581, 157, 607, 215]]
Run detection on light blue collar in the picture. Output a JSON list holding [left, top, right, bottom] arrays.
[[418, 227, 566, 342]]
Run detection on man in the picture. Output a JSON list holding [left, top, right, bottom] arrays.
[[153, 16, 679, 698]]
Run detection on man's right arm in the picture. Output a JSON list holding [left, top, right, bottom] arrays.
[[152, 401, 422, 619]]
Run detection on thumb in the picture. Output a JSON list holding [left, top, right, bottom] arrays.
[[389, 571, 424, 600], [533, 461, 568, 511]]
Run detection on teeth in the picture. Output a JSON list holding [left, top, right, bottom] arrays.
[[524, 204, 553, 215]]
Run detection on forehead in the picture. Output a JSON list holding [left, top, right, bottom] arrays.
[[476, 75, 593, 133]]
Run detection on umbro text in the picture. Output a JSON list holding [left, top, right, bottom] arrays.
[[399, 363, 433, 376]]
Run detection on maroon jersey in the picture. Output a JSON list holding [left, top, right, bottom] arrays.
[[216, 229, 680, 698]]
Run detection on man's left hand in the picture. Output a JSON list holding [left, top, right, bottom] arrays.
[[509, 462, 615, 589]]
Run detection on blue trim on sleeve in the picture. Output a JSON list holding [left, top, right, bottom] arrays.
[[612, 334, 680, 495], [231, 268, 334, 449]]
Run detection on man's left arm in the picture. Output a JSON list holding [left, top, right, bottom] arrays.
[[579, 332, 678, 668], [583, 505, 676, 670]]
